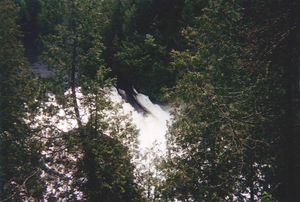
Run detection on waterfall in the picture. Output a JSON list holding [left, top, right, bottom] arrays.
[[37, 87, 170, 153], [31, 87, 170, 199], [30, 60, 171, 153], [109, 87, 170, 153]]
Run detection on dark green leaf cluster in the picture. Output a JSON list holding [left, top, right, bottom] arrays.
[[161, 0, 300, 201], [0, 0, 44, 200]]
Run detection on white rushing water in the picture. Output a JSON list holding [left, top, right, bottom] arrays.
[[110, 87, 170, 153], [40, 87, 171, 153], [30, 61, 170, 152], [30, 87, 170, 200]]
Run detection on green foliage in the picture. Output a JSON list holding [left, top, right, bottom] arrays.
[[0, 0, 44, 200], [261, 192, 278, 202], [135, 145, 165, 201], [162, 0, 287, 201], [70, 125, 141, 202], [41, 0, 109, 104], [115, 33, 170, 101], [41, 0, 142, 200], [103, 0, 185, 102]]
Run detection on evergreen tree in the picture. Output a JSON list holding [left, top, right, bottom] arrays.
[[162, 0, 289, 200], [103, 0, 185, 102], [41, 0, 142, 200], [115, 33, 169, 101], [244, 0, 300, 200], [0, 0, 44, 200]]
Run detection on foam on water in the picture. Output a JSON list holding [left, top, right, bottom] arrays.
[[36, 87, 170, 152], [109, 87, 170, 153], [31, 87, 170, 199]]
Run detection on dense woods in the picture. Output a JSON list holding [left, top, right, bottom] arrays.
[[0, 0, 299, 201]]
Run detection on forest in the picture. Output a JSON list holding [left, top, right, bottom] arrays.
[[0, 0, 300, 201]]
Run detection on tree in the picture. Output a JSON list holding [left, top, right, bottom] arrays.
[[0, 0, 44, 200], [41, 0, 142, 200], [115, 33, 169, 101], [247, 0, 300, 200], [103, 0, 185, 102], [162, 0, 286, 200]]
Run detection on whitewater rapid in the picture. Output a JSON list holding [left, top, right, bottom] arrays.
[[37, 87, 170, 153], [110, 87, 170, 153], [32, 87, 170, 199]]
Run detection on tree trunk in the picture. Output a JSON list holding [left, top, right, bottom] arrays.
[[71, 37, 82, 128]]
